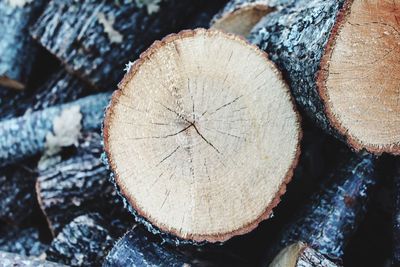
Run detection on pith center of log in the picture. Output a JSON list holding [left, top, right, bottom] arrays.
[[103, 29, 301, 242]]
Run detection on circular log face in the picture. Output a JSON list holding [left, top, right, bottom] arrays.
[[104, 29, 300, 242], [320, 0, 400, 154]]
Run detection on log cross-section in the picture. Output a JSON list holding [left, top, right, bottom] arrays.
[[251, 0, 400, 154], [103, 29, 301, 243]]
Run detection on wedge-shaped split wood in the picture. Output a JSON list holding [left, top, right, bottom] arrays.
[[252, 0, 400, 154], [103, 29, 301, 243], [210, 0, 293, 37]]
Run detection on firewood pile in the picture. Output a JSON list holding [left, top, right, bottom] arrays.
[[0, 0, 398, 266]]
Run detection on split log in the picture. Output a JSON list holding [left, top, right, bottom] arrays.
[[46, 214, 115, 267], [0, 251, 62, 267], [0, 92, 111, 167], [0, 0, 48, 90], [103, 227, 190, 267], [210, 0, 294, 36], [31, 0, 209, 90], [393, 159, 400, 266], [0, 226, 47, 256], [265, 152, 377, 264], [269, 242, 338, 267], [103, 28, 301, 243], [250, 0, 400, 155], [0, 163, 37, 224], [36, 132, 132, 236], [0, 69, 91, 121]]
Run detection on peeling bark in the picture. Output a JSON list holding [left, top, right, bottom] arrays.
[[0, 92, 111, 167]]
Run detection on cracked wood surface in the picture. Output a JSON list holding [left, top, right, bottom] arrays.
[[103, 29, 301, 243], [251, 0, 400, 154]]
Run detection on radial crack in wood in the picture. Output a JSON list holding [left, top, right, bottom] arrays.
[[103, 29, 301, 243]]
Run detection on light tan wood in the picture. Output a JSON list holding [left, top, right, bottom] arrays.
[[104, 29, 300, 242], [212, 4, 272, 37], [323, 0, 400, 154]]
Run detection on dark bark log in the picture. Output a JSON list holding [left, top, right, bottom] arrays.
[[0, 251, 62, 267], [0, 163, 37, 224], [184, 0, 229, 29], [0, 0, 48, 90], [270, 242, 339, 267], [0, 92, 111, 167], [0, 69, 92, 120], [265, 152, 377, 264], [46, 213, 115, 267], [0, 226, 47, 256], [31, 0, 207, 90], [393, 160, 400, 266], [250, 0, 344, 139], [103, 227, 190, 267], [37, 132, 132, 236]]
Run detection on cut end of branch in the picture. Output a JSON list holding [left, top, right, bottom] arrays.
[[103, 28, 301, 242], [0, 76, 25, 90], [211, 3, 273, 37], [318, 0, 400, 155]]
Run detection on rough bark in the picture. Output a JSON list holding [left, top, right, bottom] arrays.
[[0, 163, 37, 224], [0, 251, 62, 267], [393, 160, 400, 266], [31, 0, 207, 90], [0, 69, 91, 121], [0, 226, 47, 257], [103, 227, 190, 267], [0, 0, 48, 90], [37, 132, 131, 236], [266, 152, 377, 263], [250, 0, 344, 140], [46, 214, 115, 267], [270, 242, 339, 267], [0, 92, 111, 167]]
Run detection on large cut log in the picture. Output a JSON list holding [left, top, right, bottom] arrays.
[[37, 132, 132, 236], [393, 159, 400, 266], [250, 0, 400, 155], [0, 69, 91, 121], [210, 0, 294, 36], [0, 226, 47, 256], [0, 251, 62, 267], [269, 242, 338, 267], [265, 152, 377, 264], [103, 227, 190, 267], [31, 0, 211, 90], [0, 92, 111, 167], [0, 163, 37, 224], [0, 0, 48, 90], [46, 214, 115, 267], [103, 28, 301, 243]]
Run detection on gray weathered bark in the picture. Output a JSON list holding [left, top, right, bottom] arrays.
[[250, 0, 345, 139], [0, 0, 48, 90], [37, 132, 131, 236], [31, 0, 208, 90], [46, 214, 115, 267], [0, 92, 111, 167], [0, 251, 62, 267], [265, 152, 377, 264]]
